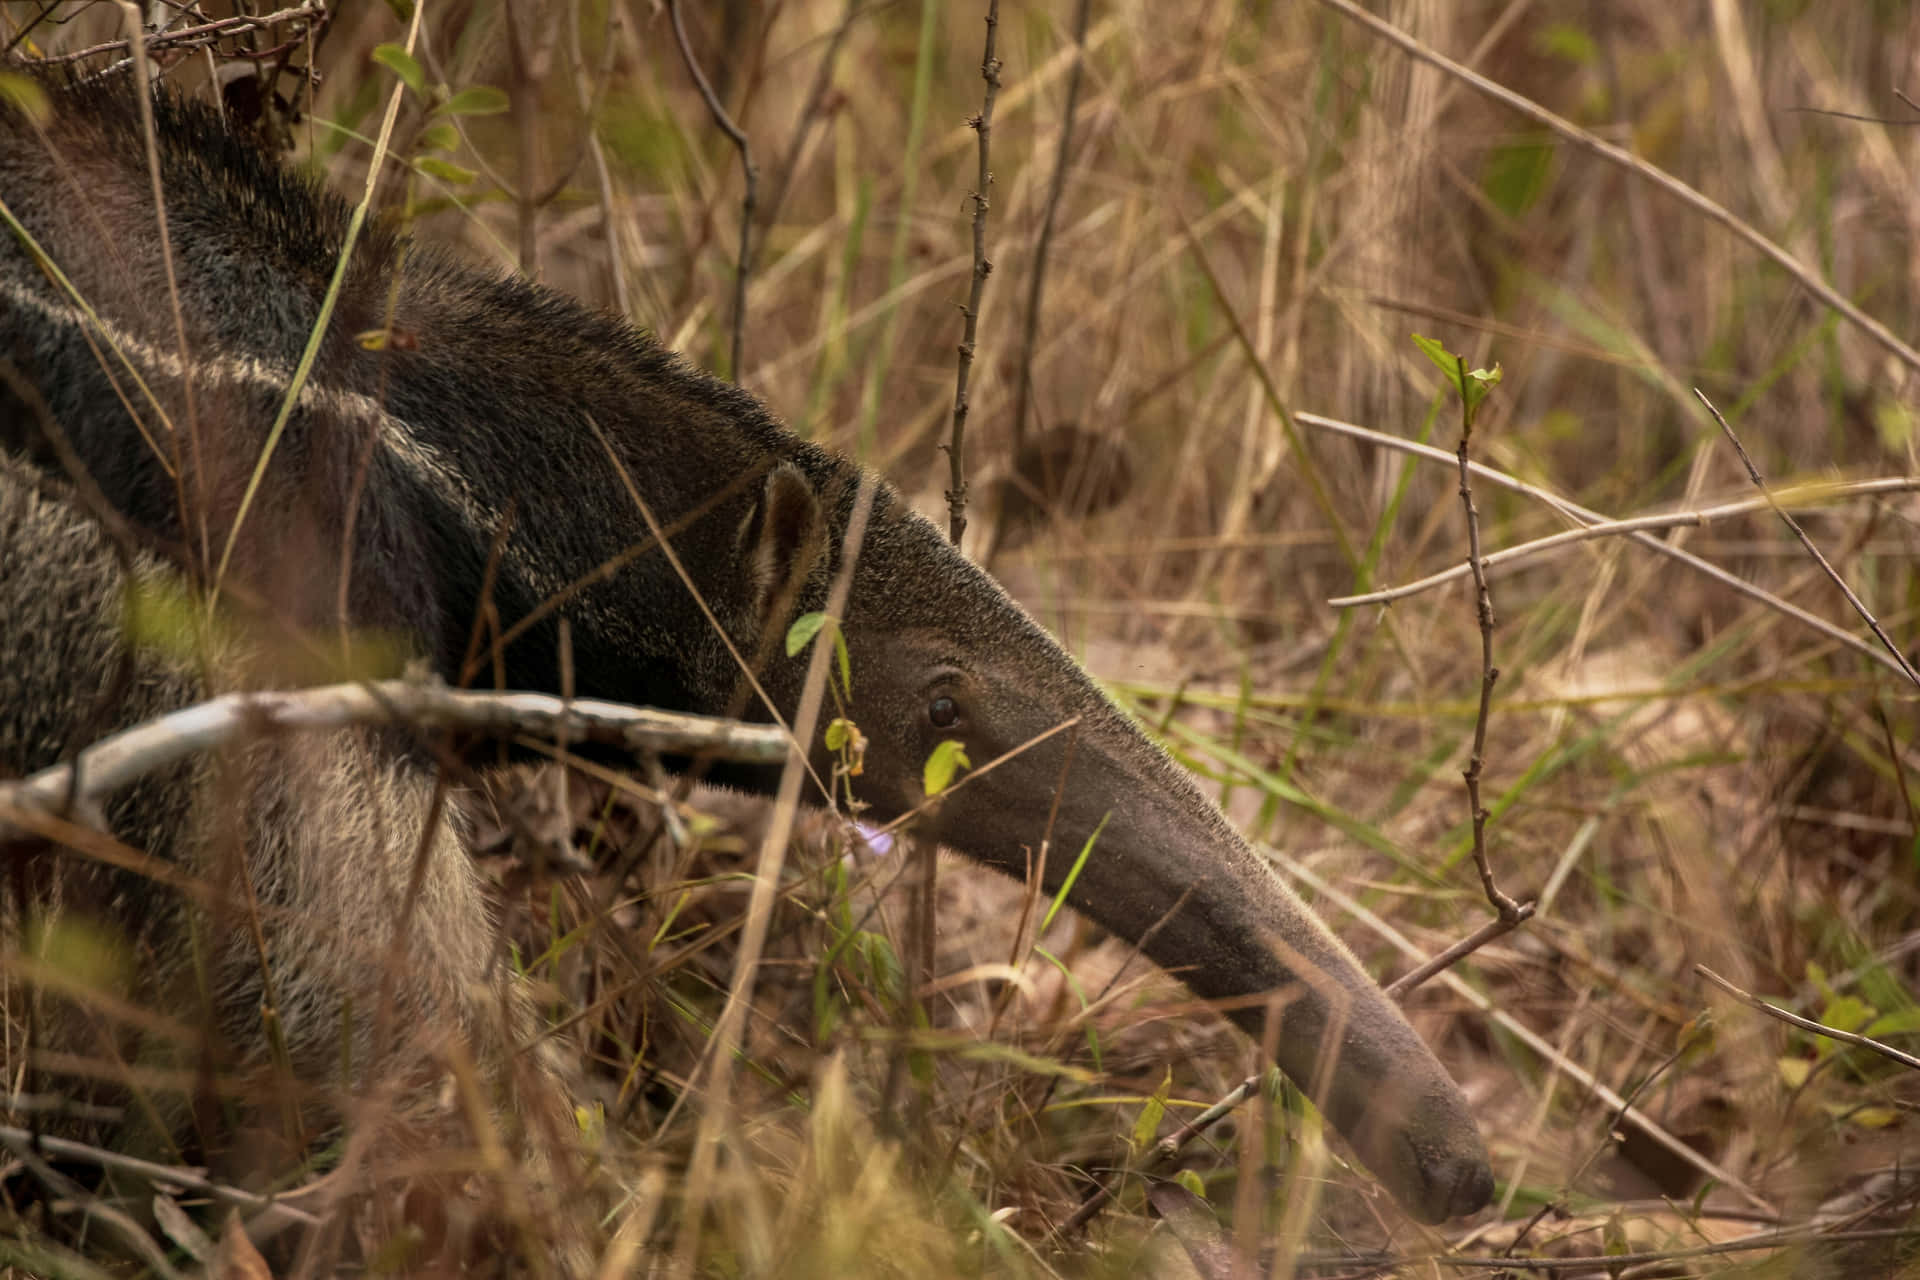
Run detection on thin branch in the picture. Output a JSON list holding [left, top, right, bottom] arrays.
[[945, 1, 1003, 546], [1331, 476, 1920, 608], [1382, 912, 1523, 998], [1302, 411, 1914, 679], [0, 680, 789, 842], [18, 2, 325, 66], [1695, 389, 1920, 689], [667, 0, 758, 382], [1698, 965, 1920, 1072], [1009, 0, 1092, 461], [1316, 0, 1920, 379]]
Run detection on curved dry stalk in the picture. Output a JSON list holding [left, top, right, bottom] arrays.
[[1698, 965, 1920, 1073], [1696, 389, 1920, 689], [1302, 412, 1913, 680], [1332, 477, 1920, 608]]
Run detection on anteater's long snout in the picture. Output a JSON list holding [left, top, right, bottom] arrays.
[[1024, 745, 1495, 1222]]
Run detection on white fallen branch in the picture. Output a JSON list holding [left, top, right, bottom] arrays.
[[0, 680, 792, 840]]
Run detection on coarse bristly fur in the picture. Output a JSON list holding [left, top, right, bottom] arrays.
[[0, 76, 1493, 1262]]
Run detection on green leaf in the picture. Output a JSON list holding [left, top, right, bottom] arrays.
[[1863, 1007, 1920, 1039], [922, 739, 971, 797], [1535, 23, 1598, 64], [1482, 136, 1556, 218], [371, 44, 427, 99], [786, 611, 828, 658], [824, 719, 849, 752], [437, 85, 511, 117], [414, 157, 478, 184], [1131, 1068, 1173, 1154], [1819, 994, 1875, 1041], [832, 628, 853, 696], [0, 73, 50, 123], [1174, 1169, 1206, 1199], [1039, 812, 1110, 933], [415, 122, 460, 152]]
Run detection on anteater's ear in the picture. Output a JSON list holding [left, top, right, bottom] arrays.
[[738, 462, 825, 634]]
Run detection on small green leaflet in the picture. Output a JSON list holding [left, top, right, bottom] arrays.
[[1130, 1067, 1172, 1154], [371, 44, 426, 98], [785, 611, 852, 693], [1412, 333, 1501, 420], [922, 740, 971, 796], [437, 86, 511, 117]]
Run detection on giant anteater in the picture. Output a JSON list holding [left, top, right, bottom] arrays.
[[0, 76, 1494, 1242]]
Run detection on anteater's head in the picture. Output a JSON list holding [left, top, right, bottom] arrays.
[[732, 462, 1493, 1224]]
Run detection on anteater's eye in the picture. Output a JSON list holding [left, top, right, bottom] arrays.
[[928, 695, 961, 729]]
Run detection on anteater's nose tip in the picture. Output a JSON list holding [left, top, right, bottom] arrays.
[[1442, 1158, 1496, 1220]]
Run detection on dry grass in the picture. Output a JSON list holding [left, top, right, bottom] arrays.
[[6, 0, 1920, 1275]]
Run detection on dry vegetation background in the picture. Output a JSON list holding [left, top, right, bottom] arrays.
[[9, 0, 1920, 1276]]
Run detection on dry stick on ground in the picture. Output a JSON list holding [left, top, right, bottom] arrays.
[[1315, 0, 1920, 380], [1698, 965, 1920, 1072], [667, 0, 757, 382], [1304, 412, 1913, 680], [944, 1, 1002, 547], [1330, 477, 1920, 609], [1695, 389, 1920, 690]]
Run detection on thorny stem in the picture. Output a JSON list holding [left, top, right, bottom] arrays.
[[1452, 355, 1528, 933], [668, 0, 758, 382], [945, 1, 1002, 546]]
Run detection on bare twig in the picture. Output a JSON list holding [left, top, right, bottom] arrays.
[[1009, 0, 1092, 462], [1447, 356, 1530, 946], [668, 0, 758, 381], [1303, 411, 1914, 678], [1330, 476, 1920, 608], [1316, 0, 1920, 379], [0, 680, 788, 842], [1698, 965, 1920, 1072], [1695, 389, 1920, 689], [945, 1, 1003, 546], [1382, 912, 1521, 998], [19, 2, 325, 67]]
